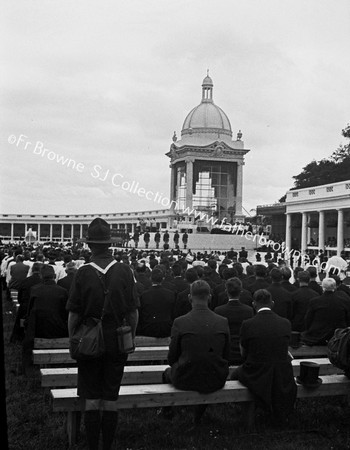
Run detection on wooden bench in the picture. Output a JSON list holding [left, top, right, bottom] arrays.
[[33, 345, 328, 367], [51, 374, 350, 447], [33, 346, 169, 366], [34, 336, 171, 349], [40, 358, 342, 388]]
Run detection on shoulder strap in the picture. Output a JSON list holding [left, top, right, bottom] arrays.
[[89, 260, 117, 274], [89, 262, 121, 325]]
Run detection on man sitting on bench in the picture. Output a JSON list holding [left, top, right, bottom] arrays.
[[231, 288, 297, 425], [163, 279, 230, 425]]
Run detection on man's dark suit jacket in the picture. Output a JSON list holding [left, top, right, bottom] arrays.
[[248, 278, 270, 294], [231, 309, 296, 416], [333, 290, 350, 325], [18, 273, 42, 311], [267, 283, 292, 320], [173, 276, 189, 296], [308, 280, 323, 296], [9, 262, 29, 289], [281, 280, 298, 293], [242, 275, 256, 290], [27, 280, 69, 339], [291, 286, 319, 331], [301, 291, 349, 345], [167, 305, 230, 393], [57, 273, 76, 293], [216, 289, 253, 308], [10, 273, 42, 343], [135, 272, 152, 291], [137, 284, 176, 337], [338, 283, 350, 298], [173, 287, 191, 318], [214, 300, 253, 365], [211, 282, 225, 310]]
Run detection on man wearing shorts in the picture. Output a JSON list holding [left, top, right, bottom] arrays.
[[67, 218, 139, 450]]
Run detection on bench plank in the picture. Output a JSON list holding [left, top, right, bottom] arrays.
[[41, 359, 342, 388], [33, 347, 169, 365], [34, 345, 328, 366], [51, 375, 350, 412], [34, 336, 171, 349]]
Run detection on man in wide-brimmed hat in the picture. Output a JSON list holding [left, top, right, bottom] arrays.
[[67, 218, 139, 450]]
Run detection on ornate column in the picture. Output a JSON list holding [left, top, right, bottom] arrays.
[[61, 224, 64, 242], [285, 213, 292, 251], [80, 224, 83, 239], [185, 158, 194, 210], [306, 214, 311, 245], [49, 224, 53, 241], [38, 223, 41, 242], [235, 161, 244, 217], [301, 212, 308, 253], [10, 223, 14, 241], [318, 210, 325, 251], [70, 224, 74, 240], [337, 209, 344, 256], [169, 164, 176, 210]]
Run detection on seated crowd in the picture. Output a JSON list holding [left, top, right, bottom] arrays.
[[1, 234, 350, 436]]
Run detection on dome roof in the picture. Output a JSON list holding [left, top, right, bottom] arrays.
[[182, 103, 232, 134], [202, 75, 213, 87], [181, 74, 232, 138]]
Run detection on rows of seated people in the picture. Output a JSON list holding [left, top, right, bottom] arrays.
[[1, 242, 349, 371]]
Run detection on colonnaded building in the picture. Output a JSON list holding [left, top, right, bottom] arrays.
[[1, 74, 350, 257], [0, 75, 250, 244]]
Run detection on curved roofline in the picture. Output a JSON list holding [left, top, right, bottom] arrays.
[[181, 102, 232, 134]]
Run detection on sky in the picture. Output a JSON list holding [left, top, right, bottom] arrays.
[[1, 0, 350, 217]]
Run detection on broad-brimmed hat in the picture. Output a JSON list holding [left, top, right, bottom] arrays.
[[84, 218, 113, 244]]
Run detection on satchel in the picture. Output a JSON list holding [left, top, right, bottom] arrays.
[[327, 327, 350, 372], [116, 320, 135, 354], [69, 317, 105, 361]]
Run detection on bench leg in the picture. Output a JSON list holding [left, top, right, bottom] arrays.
[[66, 411, 81, 447], [243, 401, 255, 431]]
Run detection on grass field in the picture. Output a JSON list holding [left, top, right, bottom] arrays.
[[3, 294, 350, 450]]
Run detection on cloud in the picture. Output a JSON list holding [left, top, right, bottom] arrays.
[[1, 0, 350, 216]]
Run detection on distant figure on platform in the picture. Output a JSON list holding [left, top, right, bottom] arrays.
[[173, 230, 180, 248], [143, 231, 150, 249], [182, 232, 188, 249], [132, 231, 140, 248], [239, 247, 248, 259], [231, 289, 297, 424], [154, 230, 161, 249], [163, 230, 170, 250]]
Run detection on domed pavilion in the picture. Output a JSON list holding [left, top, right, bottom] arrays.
[[166, 73, 250, 225]]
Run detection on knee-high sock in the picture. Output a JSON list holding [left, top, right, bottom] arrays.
[[84, 410, 101, 450], [101, 411, 119, 450]]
